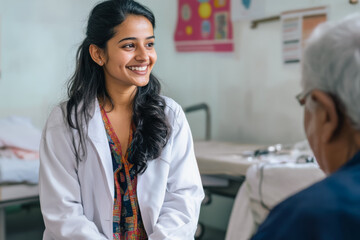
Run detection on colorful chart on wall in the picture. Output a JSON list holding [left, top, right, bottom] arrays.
[[281, 7, 327, 64], [174, 0, 234, 52], [231, 0, 265, 21]]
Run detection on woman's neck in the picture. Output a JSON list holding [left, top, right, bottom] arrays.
[[102, 84, 137, 112]]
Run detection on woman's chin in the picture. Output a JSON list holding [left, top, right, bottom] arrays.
[[135, 78, 150, 87]]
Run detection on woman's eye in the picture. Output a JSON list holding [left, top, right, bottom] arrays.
[[146, 42, 155, 48], [122, 43, 135, 49]]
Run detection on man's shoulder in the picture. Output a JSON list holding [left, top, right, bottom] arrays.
[[277, 176, 336, 210], [271, 170, 358, 219], [253, 171, 360, 239], [252, 177, 335, 239]]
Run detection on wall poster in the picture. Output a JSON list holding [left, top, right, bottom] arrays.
[[281, 7, 327, 64], [174, 0, 234, 52]]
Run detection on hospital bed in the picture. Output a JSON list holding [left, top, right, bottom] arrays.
[[0, 158, 39, 240], [0, 116, 41, 240], [193, 140, 325, 240], [194, 141, 260, 197], [0, 184, 39, 240]]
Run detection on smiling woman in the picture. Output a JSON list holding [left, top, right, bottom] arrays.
[[89, 15, 157, 90], [38, 0, 204, 239]]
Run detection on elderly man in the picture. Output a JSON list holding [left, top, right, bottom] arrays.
[[252, 14, 360, 240]]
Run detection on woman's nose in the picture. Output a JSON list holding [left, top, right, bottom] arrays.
[[135, 46, 149, 62]]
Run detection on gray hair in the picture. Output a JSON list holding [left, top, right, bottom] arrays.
[[302, 14, 360, 129]]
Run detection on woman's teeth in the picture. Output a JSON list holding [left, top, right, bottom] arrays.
[[128, 66, 147, 71]]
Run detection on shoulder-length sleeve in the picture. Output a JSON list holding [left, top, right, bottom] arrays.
[[39, 106, 107, 240], [149, 104, 205, 240]]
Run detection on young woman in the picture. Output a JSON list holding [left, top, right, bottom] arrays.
[[39, 0, 204, 239]]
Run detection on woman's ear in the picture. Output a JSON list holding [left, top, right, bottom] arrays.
[[89, 44, 105, 66], [311, 90, 339, 143]]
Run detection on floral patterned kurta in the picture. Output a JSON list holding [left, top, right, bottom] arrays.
[[100, 106, 147, 240]]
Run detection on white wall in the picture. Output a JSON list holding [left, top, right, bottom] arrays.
[[0, 0, 99, 127], [1, 0, 359, 145], [139, 0, 360, 145]]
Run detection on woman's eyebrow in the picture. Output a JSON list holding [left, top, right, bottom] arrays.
[[118, 36, 155, 43]]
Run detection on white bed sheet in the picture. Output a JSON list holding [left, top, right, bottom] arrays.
[[0, 158, 39, 184], [0, 116, 41, 184], [0, 116, 41, 151]]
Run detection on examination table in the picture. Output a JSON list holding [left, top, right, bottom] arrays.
[[194, 140, 325, 240]]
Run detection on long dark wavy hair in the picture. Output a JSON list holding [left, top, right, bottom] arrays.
[[66, 0, 170, 173]]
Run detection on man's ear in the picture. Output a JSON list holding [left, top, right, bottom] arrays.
[[89, 44, 105, 66], [311, 90, 339, 143]]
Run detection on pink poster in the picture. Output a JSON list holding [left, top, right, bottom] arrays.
[[174, 0, 234, 52]]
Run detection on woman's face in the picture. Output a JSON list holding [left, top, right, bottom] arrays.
[[102, 15, 157, 90]]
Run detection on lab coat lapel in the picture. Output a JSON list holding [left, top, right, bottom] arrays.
[[87, 99, 114, 199]]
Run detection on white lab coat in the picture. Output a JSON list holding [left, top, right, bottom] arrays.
[[39, 96, 204, 240]]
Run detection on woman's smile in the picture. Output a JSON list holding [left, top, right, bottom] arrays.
[[127, 64, 149, 75]]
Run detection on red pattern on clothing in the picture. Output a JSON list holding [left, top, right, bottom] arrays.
[[100, 105, 147, 240]]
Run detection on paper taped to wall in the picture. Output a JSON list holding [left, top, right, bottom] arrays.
[[281, 6, 327, 64]]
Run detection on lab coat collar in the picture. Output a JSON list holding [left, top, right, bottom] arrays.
[[87, 98, 114, 199]]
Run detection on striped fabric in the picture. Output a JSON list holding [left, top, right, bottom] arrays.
[[100, 105, 148, 240]]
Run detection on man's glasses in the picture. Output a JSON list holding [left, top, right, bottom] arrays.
[[295, 90, 312, 106]]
